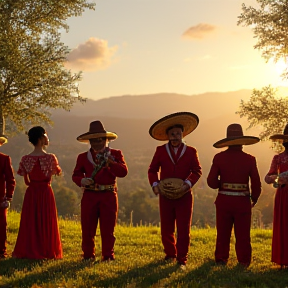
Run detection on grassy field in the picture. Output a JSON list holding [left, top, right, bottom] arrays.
[[0, 211, 287, 288]]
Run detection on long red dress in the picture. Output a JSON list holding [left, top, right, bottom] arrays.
[[12, 154, 63, 259], [265, 151, 288, 265]]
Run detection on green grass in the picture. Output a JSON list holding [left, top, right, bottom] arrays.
[[0, 211, 287, 288]]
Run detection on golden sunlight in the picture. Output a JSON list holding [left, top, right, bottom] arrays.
[[266, 59, 288, 88], [273, 59, 287, 75]]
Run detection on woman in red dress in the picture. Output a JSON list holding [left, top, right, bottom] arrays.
[[265, 124, 288, 268], [13, 126, 62, 259]]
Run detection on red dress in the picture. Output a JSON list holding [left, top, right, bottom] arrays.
[[265, 151, 288, 265], [12, 154, 63, 259]]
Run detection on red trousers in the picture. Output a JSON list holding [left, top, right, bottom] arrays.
[[81, 190, 118, 259], [0, 208, 8, 257], [159, 192, 193, 264], [215, 194, 252, 266]]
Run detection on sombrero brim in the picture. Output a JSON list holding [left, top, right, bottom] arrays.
[[269, 134, 288, 142], [213, 136, 260, 148], [0, 136, 8, 145], [149, 112, 199, 141], [77, 132, 118, 143]]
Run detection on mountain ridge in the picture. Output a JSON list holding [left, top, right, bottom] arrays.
[[53, 89, 252, 121]]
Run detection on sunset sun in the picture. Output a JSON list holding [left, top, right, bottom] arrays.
[[273, 59, 288, 75]]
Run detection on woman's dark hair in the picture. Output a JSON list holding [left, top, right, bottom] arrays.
[[166, 124, 184, 134], [28, 126, 46, 146]]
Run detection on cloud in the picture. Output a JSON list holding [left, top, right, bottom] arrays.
[[182, 23, 217, 40], [66, 37, 118, 71]]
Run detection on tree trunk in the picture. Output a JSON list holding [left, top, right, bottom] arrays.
[[0, 106, 5, 135]]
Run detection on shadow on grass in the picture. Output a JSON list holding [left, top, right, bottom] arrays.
[[3, 257, 288, 288], [0, 257, 93, 288], [89, 259, 180, 288], [1, 258, 179, 288], [7, 227, 20, 234], [170, 260, 288, 288], [0, 257, 47, 277]]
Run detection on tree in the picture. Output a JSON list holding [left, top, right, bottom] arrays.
[[54, 186, 80, 216], [237, 0, 288, 137], [52, 176, 80, 216], [10, 177, 26, 211], [0, 0, 95, 135], [118, 189, 160, 225], [238, 0, 288, 74], [237, 85, 288, 140]]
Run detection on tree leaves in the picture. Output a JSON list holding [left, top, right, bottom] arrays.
[[0, 0, 95, 134], [237, 85, 288, 151], [238, 0, 288, 71], [237, 0, 288, 148]]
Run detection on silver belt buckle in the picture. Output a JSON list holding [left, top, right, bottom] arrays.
[[219, 191, 249, 196]]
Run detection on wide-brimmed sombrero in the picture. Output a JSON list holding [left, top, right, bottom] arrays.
[[269, 123, 288, 142], [77, 120, 117, 143], [0, 135, 8, 145], [149, 112, 199, 141], [213, 123, 260, 148]]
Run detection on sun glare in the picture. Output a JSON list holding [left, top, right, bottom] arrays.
[[273, 59, 287, 75], [266, 59, 288, 88]]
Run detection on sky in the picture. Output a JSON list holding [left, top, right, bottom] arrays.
[[60, 0, 288, 101]]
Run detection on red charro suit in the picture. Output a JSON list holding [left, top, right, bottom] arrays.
[[72, 148, 128, 259], [0, 153, 16, 257], [207, 146, 261, 266], [148, 143, 202, 264]]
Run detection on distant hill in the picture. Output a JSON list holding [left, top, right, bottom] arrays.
[[2, 89, 276, 180], [52, 90, 252, 121], [44, 89, 254, 151], [1, 89, 278, 225]]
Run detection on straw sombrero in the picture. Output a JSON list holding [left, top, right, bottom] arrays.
[[149, 112, 199, 141], [77, 121, 117, 143], [0, 135, 8, 145], [213, 123, 260, 148], [269, 123, 288, 142]]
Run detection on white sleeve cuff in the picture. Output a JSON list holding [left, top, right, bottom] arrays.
[[185, 180, 192, 187]]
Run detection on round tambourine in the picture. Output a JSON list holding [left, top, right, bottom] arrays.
[[0, 200, 10, 209], [158, 178, 187, 199], [273, 170, 288, 188]]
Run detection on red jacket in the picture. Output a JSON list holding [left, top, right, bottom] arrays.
[[148, 143, 202, 186], [207, 146, 261, 203], [72, 148, 128, 188], [0, 153, 16, 200]]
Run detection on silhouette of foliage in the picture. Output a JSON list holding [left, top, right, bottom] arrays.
[[0, 0, 95, 134]]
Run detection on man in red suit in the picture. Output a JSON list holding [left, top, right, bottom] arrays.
[[207, 123, 262, 267], [72, 121, 128, 261], [148, 112, 202, 268], [0, 135, 16, 259]]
